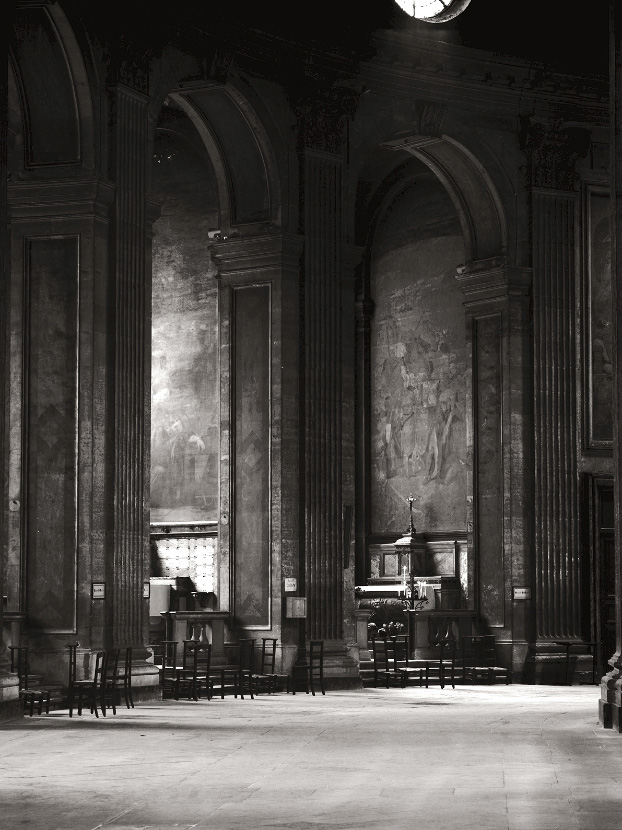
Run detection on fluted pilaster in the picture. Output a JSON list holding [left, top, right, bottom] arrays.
[[110, 84, 150, 648], [533, 191, 581, 640], [0, 25, 18, 709], [600, 0, 622, 730], [304, 149, 344, 640]]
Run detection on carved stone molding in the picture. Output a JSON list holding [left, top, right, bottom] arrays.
[[413, 99, 447, 138], [296, 85, 360, 155], [456, 263, 532, 306], [107, 38, 150, 96], [520, 116, 590, 191], [210, 233, 304, 282], [8, 179, 115, 222]]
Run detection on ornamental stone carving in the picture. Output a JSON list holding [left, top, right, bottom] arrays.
[[520, 116, 590, 191], [413, 100, 446, 138], [296, 85, 359, 154]]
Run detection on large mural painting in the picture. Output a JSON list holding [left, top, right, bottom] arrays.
[[370, 175, 467, 534], [150, 111, 221, 523]]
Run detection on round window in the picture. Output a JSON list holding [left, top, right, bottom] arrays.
[[395, 0, 472, 22]]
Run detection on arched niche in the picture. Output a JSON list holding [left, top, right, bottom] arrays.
[[366, 161, 468, 535], [8, 2, 94, 175], [369, 133, 507, 268], [168, 84, 280, 231], [355, 132, 509, 603], [149, 84, 281, 525], [149, 83, 282, 630]]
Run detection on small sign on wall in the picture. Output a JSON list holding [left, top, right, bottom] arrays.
[[284, 578, 297, 592], [143, 581, 150, 598], [512, 586, 531, 601], [92, 582, 106, 600]]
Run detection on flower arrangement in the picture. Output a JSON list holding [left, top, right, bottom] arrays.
[[368, 620, 405, 639]]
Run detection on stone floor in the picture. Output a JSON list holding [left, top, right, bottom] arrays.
[[1, 684, 620, 830]]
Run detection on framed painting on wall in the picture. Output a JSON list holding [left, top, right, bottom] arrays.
[[585, 184, 613, 451]]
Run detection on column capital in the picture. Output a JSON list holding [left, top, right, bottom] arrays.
[[456, 260, 532, 307], [295, 84, 360, 155], [520, 115, 590, 191]]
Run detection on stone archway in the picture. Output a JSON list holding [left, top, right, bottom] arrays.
[[355, 131, 533, 678]]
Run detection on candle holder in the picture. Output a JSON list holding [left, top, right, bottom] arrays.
[[400, 569, 429, 611]]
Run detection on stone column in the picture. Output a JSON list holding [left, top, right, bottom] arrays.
[[297, 87, 359, 686], [0, 20, 20, 714], [108, 76, 159, 692], [457, 262, 533, 676], [521, 118, 591, 677], [600, 1, 622, 730]]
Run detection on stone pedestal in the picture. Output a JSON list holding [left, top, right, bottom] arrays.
[[353, 608, 373, 660]]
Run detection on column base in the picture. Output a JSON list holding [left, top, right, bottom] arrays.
[[599, 662, 622, 730], [320, 640, 362, 690], [0, 670, 22, 721], [525, 642, 596, 685]]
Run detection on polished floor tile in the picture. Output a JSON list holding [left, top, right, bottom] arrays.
[[1, 684, 620, 830]]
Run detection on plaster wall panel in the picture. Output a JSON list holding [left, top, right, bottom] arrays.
[[25, 236, 79, 633], [474, 313, 504, 627], [233, 284, 271, 627]]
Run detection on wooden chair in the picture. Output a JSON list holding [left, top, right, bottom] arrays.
[[370, 636, 389, 687], [257, 638, 286, 692], [461, 635, 510, 685], [152, 640, 179, 698], [11, 646, 52, 716], [175, 641, 212, 701], [384, 635, 424, 689], [291, 640, 325, 695], [237, 639, 274, 696], [67, 646, 106, 718], [115, 646, 134, 709], [423, 617, 459, 689], [100, 648, 121, 716]]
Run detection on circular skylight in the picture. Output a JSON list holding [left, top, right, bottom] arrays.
[[395, 0, 472, 22]]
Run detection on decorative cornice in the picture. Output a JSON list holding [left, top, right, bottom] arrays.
[[8, 178, 115, 221], [210, 232, 303, 281], [520, 116, 591, 191], [357, 32, 608, 125], [456, 261, 532, 305]]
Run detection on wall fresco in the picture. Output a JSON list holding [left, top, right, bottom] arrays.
[[151, 113, 221, 522], [370, 176, 467, 533]]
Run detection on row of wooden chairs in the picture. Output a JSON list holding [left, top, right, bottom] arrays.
[[153, 638, 326, 700], [66, 644, 134, 717], [372, 634, 510, 689]]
